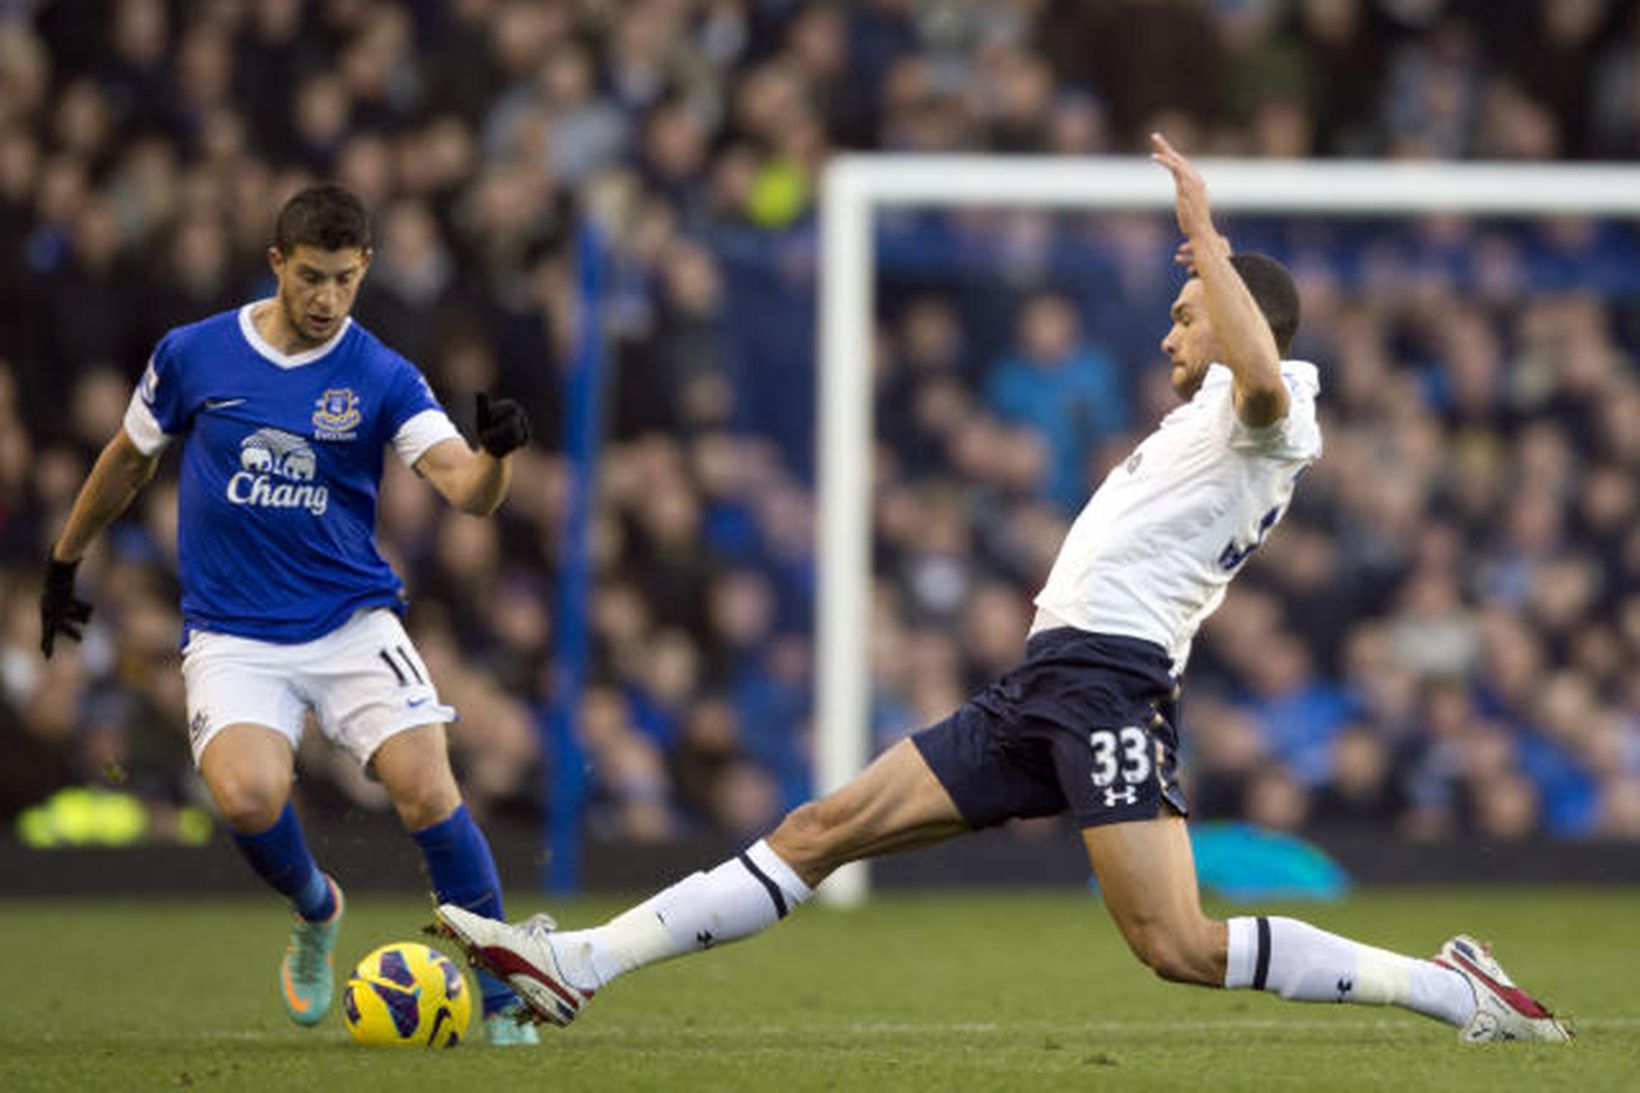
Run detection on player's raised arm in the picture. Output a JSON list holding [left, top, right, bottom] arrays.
[[414, 393, 532, 516], [1150, 132, 1289, 429], [42, 428, 163, 656]]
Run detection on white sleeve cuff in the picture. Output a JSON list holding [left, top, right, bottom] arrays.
[[123, 391, 173, 455], [393, 408, 462, 467]]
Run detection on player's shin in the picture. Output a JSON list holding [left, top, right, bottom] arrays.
[[411, 803, 517, 1016], [231, 802, 337, 921], [1224, 916, 1474, 1026], [551, 838, 813, 991]]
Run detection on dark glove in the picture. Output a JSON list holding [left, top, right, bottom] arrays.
[[476, 392, 531, 458], [40, 557, 93, 658]]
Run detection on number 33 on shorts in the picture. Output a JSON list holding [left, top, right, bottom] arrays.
[[1088, 726, 1156, 810]]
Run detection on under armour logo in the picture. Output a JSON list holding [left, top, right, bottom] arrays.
[[1335, 977, 1353, 1001], [695, 930, 716, 950], [1104, 786, 1138, 808]]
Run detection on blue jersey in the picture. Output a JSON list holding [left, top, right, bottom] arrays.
[[124, 304, 460, 644]]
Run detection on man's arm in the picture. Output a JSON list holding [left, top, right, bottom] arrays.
[[51, 429, 163, 563], [1150, 132, 1290, 429], [413, 393, 532, 516], [415, 438, 513, 516], [42, 428, 163, 656]]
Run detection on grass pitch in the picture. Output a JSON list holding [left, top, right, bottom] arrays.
[[2, 886, 1636, 1092]]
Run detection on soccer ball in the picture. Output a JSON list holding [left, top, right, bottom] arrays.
[[342, 942, 472, 1047]]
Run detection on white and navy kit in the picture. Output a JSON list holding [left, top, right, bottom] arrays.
[[1035, 361, 1322, 673], [124, 303, 462, 762], [914, 362, 1323, 828]]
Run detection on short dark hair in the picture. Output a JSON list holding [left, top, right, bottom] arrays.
[[1226, 252, 1300, 355], [274, 183, 370, 255]]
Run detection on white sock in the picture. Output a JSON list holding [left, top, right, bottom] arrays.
[[1225, 916, 1475, 1027], [549, 839, 812, 991]]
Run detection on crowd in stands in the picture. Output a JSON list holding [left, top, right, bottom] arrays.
[[1, 0, 1637, 848]]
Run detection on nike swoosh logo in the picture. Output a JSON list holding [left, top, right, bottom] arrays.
[[203, 398, 246, 411], [1438, 953, 1553, 1019], [407, 697, 431, 708], [281, 957, 322, 1014]]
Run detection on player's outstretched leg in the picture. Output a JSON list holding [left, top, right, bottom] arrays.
[[1085, 817, 1571, 1042], [439, 739, 969, 1027], [437, 838, 811, 1027], [1221, 917, 1570, 1042]]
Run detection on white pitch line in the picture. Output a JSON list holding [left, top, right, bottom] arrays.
[[64, 1016, 1640, 1044], [538, 1016, 1640, 1039]]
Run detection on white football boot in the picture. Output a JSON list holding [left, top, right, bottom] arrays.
[[1435, 935, 1572, 1043], [436, 905, 591, 1027]]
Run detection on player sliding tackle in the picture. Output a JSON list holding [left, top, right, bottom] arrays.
[[439, 134, 1570, 1043]]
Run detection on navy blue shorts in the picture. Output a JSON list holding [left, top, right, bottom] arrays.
[[912, 628, 1188, 829]]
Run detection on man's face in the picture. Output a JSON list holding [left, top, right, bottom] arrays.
[[1159, 278, 1215, 399], [268, 244, 371, 346], [1021, 295, 1077, 365]]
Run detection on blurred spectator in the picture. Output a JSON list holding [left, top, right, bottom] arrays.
[[1243, 765, 1312, 834], [1183, 698, 1268, 821], [1311, 724, 1409, 834], [354, 197, 465, 365], [1291, 0, 1391, 155], [1383, 18, 1484, 158], [1234, 632, 1356, 789], [984, 291, 1126, 512], [1044, 0, 1226, 148]]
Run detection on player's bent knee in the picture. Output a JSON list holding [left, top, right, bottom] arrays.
[[208, 775, 288, 833], [392, 787, 460, 832], [1126, 922, 1222, 987], [378, 767, 459, 830], [1144, 945, 1205, 985], [768, 802, 826, 862], [767, 801, 846, 879]]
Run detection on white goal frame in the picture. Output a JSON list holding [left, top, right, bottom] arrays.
[[815, 154, 1640, 907]]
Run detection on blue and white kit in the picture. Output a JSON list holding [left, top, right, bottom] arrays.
[[123, 302, 462, 760], [125, 303, 459, 643]]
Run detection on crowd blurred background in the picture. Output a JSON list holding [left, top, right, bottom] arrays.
[[1, 0, 1637, 851]]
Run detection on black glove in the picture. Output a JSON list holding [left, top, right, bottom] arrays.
[[475, 392, 531, 458], [40, 557, 93, 658]]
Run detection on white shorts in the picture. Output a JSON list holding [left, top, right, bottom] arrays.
[[180, 608, 458, 766]]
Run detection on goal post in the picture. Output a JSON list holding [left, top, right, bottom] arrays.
[[814, 154, 1640, 908]]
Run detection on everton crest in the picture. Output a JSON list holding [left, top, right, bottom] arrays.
[[312, 387, 361, 440]]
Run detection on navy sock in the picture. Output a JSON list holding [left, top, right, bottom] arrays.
[[231, 803, 336, 922], [412, 804, 513, 1015]]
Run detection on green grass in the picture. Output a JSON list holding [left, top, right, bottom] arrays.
[[3, 888, 1637, 1092]]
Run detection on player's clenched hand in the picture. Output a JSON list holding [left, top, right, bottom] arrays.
[[39, 557, 92, 658], [1151, 132, 1226, 253], [475, 392, 532, 458]]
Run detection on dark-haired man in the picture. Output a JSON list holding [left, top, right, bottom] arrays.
[[437, 137, 1570, 1043], [41, 184, 541, 1044]]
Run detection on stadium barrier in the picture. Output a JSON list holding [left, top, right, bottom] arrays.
[[4, 813, 1637, 897]]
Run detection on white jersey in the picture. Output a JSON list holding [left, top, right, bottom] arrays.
[[1033, 361, 1322, 674]]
